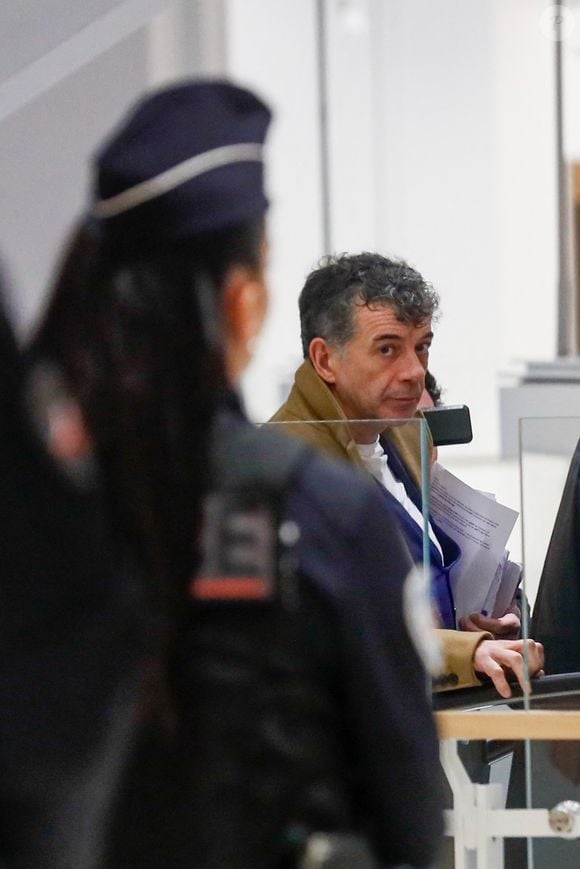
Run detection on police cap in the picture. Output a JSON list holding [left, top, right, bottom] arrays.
[[93, 79, 271, 243]]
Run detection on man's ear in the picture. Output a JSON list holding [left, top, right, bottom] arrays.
[[222, 265, 268, 381], [309, 337, 337, 385]]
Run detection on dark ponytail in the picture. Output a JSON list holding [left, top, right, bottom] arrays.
[[31, 217, 264, 711]]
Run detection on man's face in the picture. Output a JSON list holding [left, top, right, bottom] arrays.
[[319, 301, 432, 424]]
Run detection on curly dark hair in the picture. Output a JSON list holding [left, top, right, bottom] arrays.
[[299, 252, 439, 357]]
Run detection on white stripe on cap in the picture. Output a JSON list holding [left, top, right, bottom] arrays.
[[93, 142, 264, 218]]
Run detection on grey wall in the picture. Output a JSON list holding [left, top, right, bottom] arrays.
[[1, 0, 125, 82], [0, 30, 149, 334]]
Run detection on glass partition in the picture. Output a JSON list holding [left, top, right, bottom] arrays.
[[262, 415, 529, 673], [434, 416, 580, 868]]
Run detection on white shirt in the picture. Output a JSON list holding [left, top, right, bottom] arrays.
[[355, 439, 444, 562]]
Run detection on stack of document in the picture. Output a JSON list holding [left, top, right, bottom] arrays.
[[429, 463, 521, 622]]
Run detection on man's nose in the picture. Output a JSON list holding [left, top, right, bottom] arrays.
[[398, 349, 426, 384]]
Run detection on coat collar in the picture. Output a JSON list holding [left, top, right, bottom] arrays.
[[272, 360, 364, 467], [271, 359, 431, 485]]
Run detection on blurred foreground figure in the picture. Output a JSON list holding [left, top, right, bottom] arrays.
[[0, 295, 145, 867], [30, 81, 443, 868]]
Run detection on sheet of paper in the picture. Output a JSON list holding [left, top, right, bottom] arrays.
[[429, 463, 519, 620], [481, 550, 508, 616], [491, 559, 522, 619]]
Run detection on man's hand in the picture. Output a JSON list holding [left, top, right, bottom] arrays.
[[473, 639, 545, 699], [460, 608, 521, 640]]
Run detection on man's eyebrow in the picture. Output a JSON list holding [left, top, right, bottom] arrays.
[[371, 330, 434, 343], [372, 333, 404, 342]]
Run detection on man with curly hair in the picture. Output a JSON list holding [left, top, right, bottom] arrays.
[[270, 252, 544, 697]]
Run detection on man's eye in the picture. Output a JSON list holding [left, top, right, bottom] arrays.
[[379, 346, 394, 356], [417, 343, 431, 354]]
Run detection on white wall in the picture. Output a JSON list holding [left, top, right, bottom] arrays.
[[374, 1, 497, 456], [230, 0, 507, 455], [1, 0, 567, 459], [371, 0, 559, 459], [224, 0, 325, 418], [494, 0, 558, 366], [226, 0, 563, 458], [324, 0, 377, 253]]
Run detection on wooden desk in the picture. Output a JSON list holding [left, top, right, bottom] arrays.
[[437, 709, 580, 741]]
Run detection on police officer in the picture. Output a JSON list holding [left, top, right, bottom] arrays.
[[29, 81, 443, 867]]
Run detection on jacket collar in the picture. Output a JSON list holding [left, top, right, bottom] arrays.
[[290, 361, 365, 466], [285, 360, 430, 481]]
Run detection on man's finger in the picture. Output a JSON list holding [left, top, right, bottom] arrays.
[[497, 614, 520, 630], [493, 614, 521, 639], [508, 652, 531, 696], [485, 659, 512, 699], [519, 639, 545, 675], [534, 641, 546, 672], [473, 642, 513, 698], [494, 648, 531, 696]]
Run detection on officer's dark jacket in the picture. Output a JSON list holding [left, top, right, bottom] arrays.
[[532, 437, 580, 673], [108, 406, 443, 868]]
